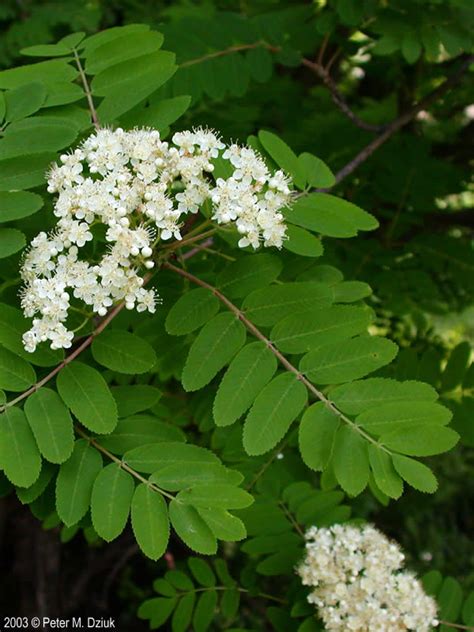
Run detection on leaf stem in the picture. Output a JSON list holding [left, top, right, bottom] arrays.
[[0, 299, 126, 414], [180, 42, 267, 68], [439, 622, 474, 631], [163, 228, 217, 252], [163, 262, 388, 452], [0, 235, 212, 415], [73, 48, 100, 130], [278, 500, 305, 539], [169, 584, 287, 605], [75, 426, 176, 501]]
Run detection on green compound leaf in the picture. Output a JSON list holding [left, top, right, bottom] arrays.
[[330, 378, 438, 415], [153, 578, 178, 597], [300, 335, 398, 384], [131, 483, 169, 561], [0, 191, 43, 223], [177, 484, 254, 510], [82, 25, 150, 55], [283, 225, 324, 257], [441, 341, 471, 392], [91, 463, 135, 541], [43, 82, 84, 107], [169, 499, 217, 555], [126, 442, 240, 491], [332, 426, 370, 496], [213, 342, 277, 427], [57, 361, 118, 434], [4, 82, 46, 122], [172, 592, 196, 632], [0, 228, 26, 258], [193, 590, 218, 632], [165, 288, 220, 336], [357, 401, 452, 435], [298, 402, 340, 472], [0, 60, 77, 90], [217, 253, 282, 298], [437, 576, 463, 626], [243, 373, 307, 456], [56, 439, 103, 526], [0, 153, 56, 191], [20, 44, 71, 57], [24, 388, 74, 464], [125, 441, 218, 473], [98, 415, 184, 455], [17, 461, 56, 504], [91, 330, 157, 374], [392, 454, 438, 493], [0, 406, 41, 487], [197, 507, 247, 542], [247, 46, 273, 83], [297, 152, 336, 188], [368, 445, 403, 499], [137, 597, 177, 628], [181, 312, 246, 392], [0, 303, 63, 367], [111, 385, 161, 417], [286, 193, 378, 237], [149, 461, 240, 493], [380, 425, 459, 457], [258, 129, 305, 189], [0, 118, 78, 159], [93, 51, 177, 122], [271, 305, 372, 354], [0, 346, 36, 391], [121, 95, 191, 131], [242, 282, 333, 326], [332, 280, 372, 303], [85, 30, 164, 75], [188, 557, 216, 587]]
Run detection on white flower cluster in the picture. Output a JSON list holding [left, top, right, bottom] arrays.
[[297, 524, 438, 632], [20, 127, 291, 352]]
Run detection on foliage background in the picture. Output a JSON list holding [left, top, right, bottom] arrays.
[[0, 0, 472, 630]]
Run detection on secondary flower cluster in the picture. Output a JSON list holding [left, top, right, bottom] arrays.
[[297, 524, 438, 632], [20, 127, 291, 352]]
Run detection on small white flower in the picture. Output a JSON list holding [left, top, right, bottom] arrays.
[[20, 127, 292, 351], [297, 524, 438, 632]]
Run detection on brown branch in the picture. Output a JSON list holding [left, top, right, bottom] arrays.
[[176, 41, 471, 183], [302, 57, 383, 132], [181, 237, 214, 260], [333, 55, 474, 185], [181, 40, 380, 134], [163, 261, 385, 450]]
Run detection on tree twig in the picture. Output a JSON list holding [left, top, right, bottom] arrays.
[[302, 57, 383, 132], [333, 55, 474, 184]]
